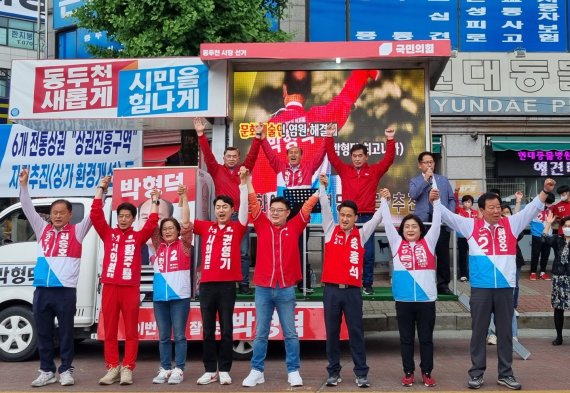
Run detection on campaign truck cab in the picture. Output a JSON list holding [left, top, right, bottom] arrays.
[[0, 197, 107, 362]]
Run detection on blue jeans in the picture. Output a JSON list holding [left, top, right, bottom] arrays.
[[153, 298, 190, 370], [357, 214, 375, 287], [251, 286, 299, 373]]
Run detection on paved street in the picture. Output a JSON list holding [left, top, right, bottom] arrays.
[[2, 330, 569, 392]]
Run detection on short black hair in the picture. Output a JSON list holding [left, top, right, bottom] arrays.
[[500, 203, 512, 215], [417, 151, 434, 163], [478, 192, 502, 209], [561, 216, 570, 228], [546, 192, 556, 205], [270, 196, 291, 210], [397, 214, 426, 240], [213, 195, 234, 208], [338, 200, 358, 215], [117, 202, 137, 218], [283, 70, 312, 97], [557, 185, 570, 195], [50, 199, 72, 213], [461, 195, 474, 204], [350, 143, 368, 156], [223, 146, 240, 156]]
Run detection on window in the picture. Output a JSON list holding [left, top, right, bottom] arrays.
[[0, 17, 43, 50], [0, 203, 85, 246], [0, 68, 10, 98]]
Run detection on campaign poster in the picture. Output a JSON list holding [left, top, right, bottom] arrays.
[[232, 68, 428, 220], [0, 124, 141, 197]]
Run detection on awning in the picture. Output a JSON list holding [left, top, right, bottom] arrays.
[[432, 136, 442, 154], [143, 145, 180, 167], [491, 136, 570, 152]]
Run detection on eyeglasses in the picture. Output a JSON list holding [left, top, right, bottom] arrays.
[[161, 227, 177, 232], [269, 208, 287, 214], [421, 160, 435, 165]]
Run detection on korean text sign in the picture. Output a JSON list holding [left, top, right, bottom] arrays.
[[0, 124, 141, 197], [9, 58, 226, 120]]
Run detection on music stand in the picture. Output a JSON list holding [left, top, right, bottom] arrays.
[[282, 188, 321, 216]]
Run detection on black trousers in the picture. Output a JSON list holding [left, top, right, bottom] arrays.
[[458, 237, 469, 278], [323, 284, 369, 378], [530, 235, 551, 274], [469, 288, 514, 379], [395, 301, 436, 374], [199, 282, 236, 372], [435, 228, 451, 290], [33, 287, 77, 374]]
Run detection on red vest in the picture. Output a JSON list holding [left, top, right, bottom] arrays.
[[194, 220, 246, 283], [322, 225, 365, 287]]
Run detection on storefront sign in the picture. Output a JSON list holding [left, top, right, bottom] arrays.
[[432, 53, 570, 115]]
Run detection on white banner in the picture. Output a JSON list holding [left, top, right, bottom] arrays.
[[8, 57, 227, 120], [0, 124, 142, 197]]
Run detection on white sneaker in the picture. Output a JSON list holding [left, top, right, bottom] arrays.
[[152, 368, 171, 384], [59, 370, 75, 386], [219, 371, 232, 385], [197, 372, 218, 385], [31, 370, 57, 387], [168, 368, 183, 385], [487, 334, 497, 345], [242, 369, 264, 387], [288, 370, 303, 387]]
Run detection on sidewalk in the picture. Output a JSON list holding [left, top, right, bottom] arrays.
[[363, 269, 558, 332]]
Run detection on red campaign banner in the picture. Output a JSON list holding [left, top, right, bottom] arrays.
[[97, 303, 349, 341], [33, 60, 137, 113], [200, 40, 451, 60], [111, 167, 197, 210]]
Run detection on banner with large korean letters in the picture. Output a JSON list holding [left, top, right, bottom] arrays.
[[8, 57, 227, 120], [0, 124, 141, 197]]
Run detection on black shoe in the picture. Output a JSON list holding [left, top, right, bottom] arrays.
[[552, 337, 563, 346], [238, 285, 252, 295], [438, 288, 454, 295], [326, 374, 341, 386], [362, 286, 374, 296], [497, 375, 521, 390], [467, 375, 484, 389]]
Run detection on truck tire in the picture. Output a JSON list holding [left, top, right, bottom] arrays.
[[0, 306, 37, 362], [232, 340, 253, 360]]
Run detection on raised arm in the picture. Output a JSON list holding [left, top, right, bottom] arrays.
[[378, 189, 401, 249], [178, 184, 193, 252], [260, 137, 287, 174], [370, 128, 396, 177], [318, 174, 335, 242], [432, 189, 474, 236], [18, 168, 48, 237], [90, 176, 113, 236], [238, 167, 250, 226], [194, 117, 220, 176], [242, 124, 263, 171], [425, 192, 442, 248], [308, 138, 328, 174], [409, 174, 431, 202], [138, 188, 161, 243], [325, 124, 350, 174], [454, 188, 461, 214], [246, 173, 262, 221], [514, 191, 523, 214], [509, 179, 555, 236]]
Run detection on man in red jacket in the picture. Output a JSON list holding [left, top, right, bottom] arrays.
[[241, 171, 318, 388], [325, 125, 396, 295], [194, 117, 261, 295], [90, 176, 159, 386]]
